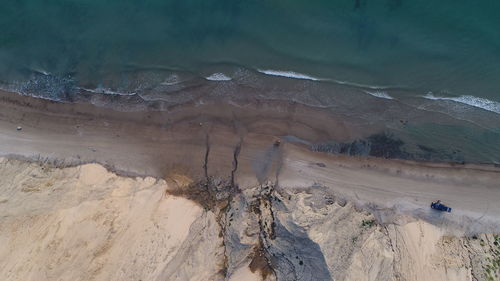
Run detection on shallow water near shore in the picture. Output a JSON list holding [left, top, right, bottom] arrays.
[[2, 0, 500, 97], [1, 0, 499, 164]]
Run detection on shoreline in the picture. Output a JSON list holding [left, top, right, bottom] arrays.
[[1, 90, 500, 280], [1, 89, 499, 221], [1, 89, 499, 170]]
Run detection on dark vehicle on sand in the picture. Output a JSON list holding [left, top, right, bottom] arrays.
[[431, 200, 452, 212]]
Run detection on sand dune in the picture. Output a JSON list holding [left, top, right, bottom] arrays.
[[1, 158, 499, 281]]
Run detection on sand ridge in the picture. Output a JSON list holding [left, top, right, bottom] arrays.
[[1, 158, 499, 281]]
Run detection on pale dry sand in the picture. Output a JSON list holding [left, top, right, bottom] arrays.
[[1, 158, 499, 281], [0, 159, 214, 281], [276, 147, 500, 234]]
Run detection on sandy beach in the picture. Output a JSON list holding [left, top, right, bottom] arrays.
[[2, 1, 500, 280], [1, 90, 500, 281]]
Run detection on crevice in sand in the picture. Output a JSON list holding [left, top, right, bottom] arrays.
[[248, 183, 279, 280], [218, 142, 244, 277], [216, 199, 230, 277], [230, 139, 242, 187], [164, 133, 245, 277], [2, 133, 499, 281], [273, 144, 284, 188], [166, 174, 242, 278], [249, 237, 276, 280], [211, 178, 240, 278], [203, 134, 210, 181]]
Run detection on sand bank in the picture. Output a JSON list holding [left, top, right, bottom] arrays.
[[0, 90, 498, 223], [0, 158, 499, 281], [0, 91, 500, 280]]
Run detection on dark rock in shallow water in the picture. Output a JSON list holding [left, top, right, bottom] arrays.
[[366, 133, 408, 159], [413, 145, 465, 163], [311, 132, 406, 159], [311, 132, 465, 163], [311, 139, 371, 156]]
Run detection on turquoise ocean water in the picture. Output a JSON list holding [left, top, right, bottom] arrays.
[[1, 0, 499, 163]]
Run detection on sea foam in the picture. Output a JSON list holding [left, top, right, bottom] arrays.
[[160, 74, 183, 86], [205, 73, 232, 81], [257, 69, 398, 91], [81, 87, 136, 96], [257, 69, 323, 81], [424, 93, 500, 114], [365, 90, 394, 100]]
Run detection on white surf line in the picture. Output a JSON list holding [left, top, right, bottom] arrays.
[[257, 69, 323, 81], [364, 90, 394, 100], [30, 68, 51, 76], [205, 73, 232, 81], [331, 79, 397, 90], [257, 68, 402, 92], [79, 87, 137, 96], [424, 93, 500, 114]]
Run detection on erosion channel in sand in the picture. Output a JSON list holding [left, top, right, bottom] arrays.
[[0, 90, 499, 281]]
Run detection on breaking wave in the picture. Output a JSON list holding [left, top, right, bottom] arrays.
[[365, 90, 394, 100], [256, 69, 400, 93], [256, 69, 323, 81], [205, 73, 232, 81], [79, 87, 136, 96], [424, 93, 500, 114]]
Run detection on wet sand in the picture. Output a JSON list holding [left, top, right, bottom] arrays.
[[0, 89, 375, 178], [0, 90, 499, 230], [1, 90, 500, 280]]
